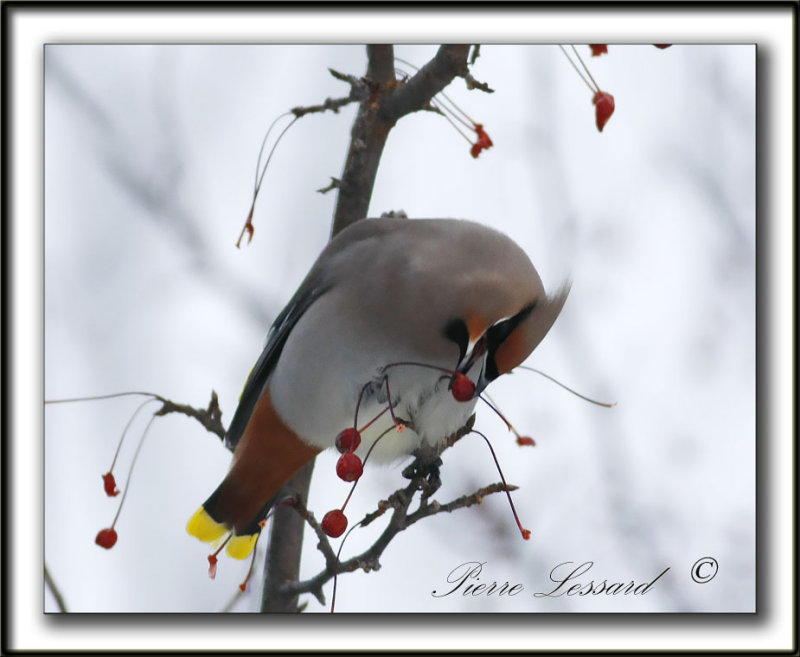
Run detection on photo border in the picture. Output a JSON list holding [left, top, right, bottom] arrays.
[[3, 2, 795, 653]]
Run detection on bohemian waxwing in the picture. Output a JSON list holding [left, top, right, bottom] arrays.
[[187, 217, 569, 558]]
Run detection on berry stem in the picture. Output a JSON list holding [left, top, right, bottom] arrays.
[[382, 375, 401, 429], [109, 414, 157, 530], [330, 519, 364, 613], [470, 429, 531, 540], [237, 113, 299, 248], [239, 541, 261, 592], [108, 398, 157, 474], [570, 44, 602, 94], [394, 56, 478, 126], [253, 116, 298, 199], [339, 425, 395, 514], [479, 393, 517, 434], [430, 100, 475, 144], [44, 391, 159, 405], [353, 371, 404, 434], [212, 533, 232, 559], [353, 379, 372, 431], [516, 365, 616, 407], [358, 406, 389, 433], [558, 45, 597, 94], [253, 112, 293, 194]]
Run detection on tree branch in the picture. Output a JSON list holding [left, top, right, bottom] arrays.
[[331, 45, 471, 236], [44, 564, 68, 613], [380, 45, 471, 122], [330, 45, 398, 236], [260, 461, 316, 612], [276, 415, 520, 604], [154, 391, 225, 442], [259, 46, 408, 612], [281, 471, 516, 604], [289, 68, 369, 119], [232, 44, 477, 612]]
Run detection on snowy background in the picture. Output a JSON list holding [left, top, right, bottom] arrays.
[[44, 44, 755, 613]]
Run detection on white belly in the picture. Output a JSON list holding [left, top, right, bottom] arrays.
[[268, 296, 480, 464]]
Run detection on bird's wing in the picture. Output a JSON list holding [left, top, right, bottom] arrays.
[[223, 217, 410, 450], [224, 281, 330, 450]]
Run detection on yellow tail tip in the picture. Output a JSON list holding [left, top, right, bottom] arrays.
[[226, 533, 258, 560], [186, 507, 227, 543]]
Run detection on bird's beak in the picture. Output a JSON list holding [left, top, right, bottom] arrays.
[[456, 335, 488, 399], [473, 367, 491, 397]]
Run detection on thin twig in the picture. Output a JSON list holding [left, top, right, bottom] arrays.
[[316, 177, 340, 194], [282, 476, 514, 600], [153, 391, 226, 441], [279, 411, 512, 604], [285, 498, 339, 568], [469, 45, 481, 66], [328, 67, 366, 89], [44, 565, 68, 613], [407, 482, 517, 525], [291, 95, 359, 119], [462, 72, 494, 93], [45, 390, 227, 443]]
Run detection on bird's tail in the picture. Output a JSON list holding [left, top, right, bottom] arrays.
[[186, 388, 321, 560], [186, 478, 275, 560]]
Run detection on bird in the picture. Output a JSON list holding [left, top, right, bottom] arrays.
[[187, 217, 569, 559]]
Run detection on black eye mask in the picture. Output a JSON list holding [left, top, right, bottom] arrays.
[[483, 302, 536, 382]]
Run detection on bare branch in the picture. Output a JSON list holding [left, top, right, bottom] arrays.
[[366, 45, 396, 82], [327, 67, 365, 88], [278, 415, 515, 605], [291, 67, 371, 119], [330, 45, 397, 235], [316, 177, 340, 194], [463, 72, 495, 94], [407, 482, 516, 525], [44, 565, 68, 613], [469, 44, 482, 66], [260, 461, 316, 612], [281, 469, 516, 603], [285, 497, 339, 568], [154, 391, 226, 442], [332, 45, 471, 235], [380, 45, 471, 122], [261, 44, 485, 612], [290, 95, 358, 118]]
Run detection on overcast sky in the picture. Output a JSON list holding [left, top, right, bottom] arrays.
[[44, 44, 755, 614]]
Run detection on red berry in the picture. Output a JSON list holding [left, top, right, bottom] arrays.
[[470, 124, 493, 158], [102, 472, 120, 497], [336, 452, 363, 482], [95, 527, 118, 549], [450, 374, 475, 402], [321, 509, 348, 538], [653, 44, 672, 49], [589, 44, 608, 56], [335, 427, 361, 453], [592, 91, 615, 132]]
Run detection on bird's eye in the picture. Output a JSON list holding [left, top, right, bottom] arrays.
[[443, 318, 469, 362]]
